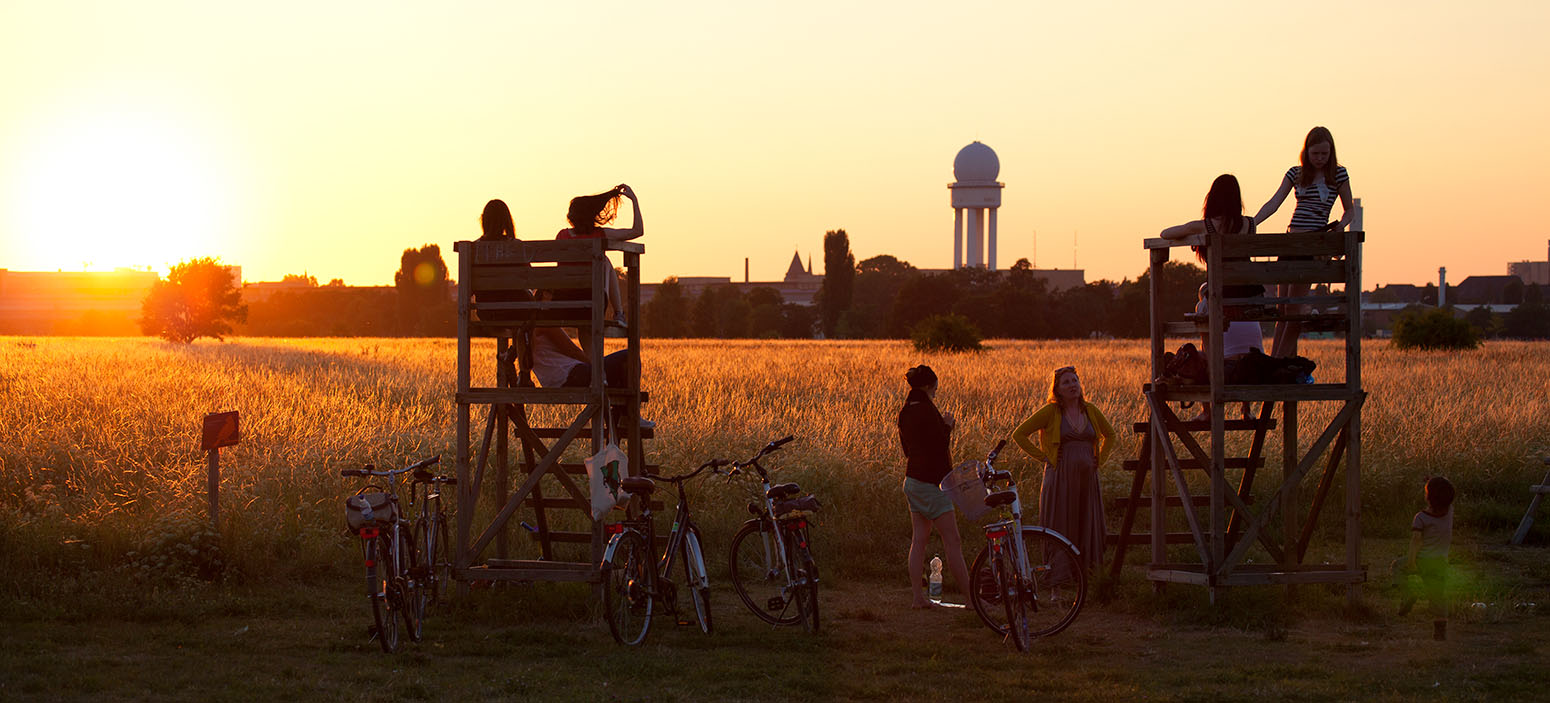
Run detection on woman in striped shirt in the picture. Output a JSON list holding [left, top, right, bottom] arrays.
[[1252, 126, 1354, 358]]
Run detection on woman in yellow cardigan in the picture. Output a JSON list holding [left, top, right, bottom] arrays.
[[1010, 366, 1116, 570]]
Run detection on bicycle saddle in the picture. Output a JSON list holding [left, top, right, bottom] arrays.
[[775, 495, 820, 516], [621, 477, 656, 496], [766, 483, 801, 500], [984, 490, 1017, 508]]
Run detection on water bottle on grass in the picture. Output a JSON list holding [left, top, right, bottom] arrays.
[[929, 555, 943, 599]]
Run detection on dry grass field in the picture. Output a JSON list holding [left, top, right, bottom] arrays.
[[2, 337, 1547, 700]]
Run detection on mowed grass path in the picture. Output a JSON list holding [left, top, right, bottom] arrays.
[[1, 337, 1548, 700]]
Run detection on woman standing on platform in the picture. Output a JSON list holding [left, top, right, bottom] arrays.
[[1010, 366, 1116, 571], [897, 365, 973, 609], [1252, 126, 1355, 358]]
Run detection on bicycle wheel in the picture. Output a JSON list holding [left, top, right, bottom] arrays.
[[1000, 545, 1031, 652], [602, 531, 653, 645], [1021, 528, 1086, 637], [681, 525, 712, 635], [400, 523, 425, 643], [968, 546, 1007, 635], [729, 521, 799, 625], [368, 536, 399, 653], [792, 544, 820, 634]]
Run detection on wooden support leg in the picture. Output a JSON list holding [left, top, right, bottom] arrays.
[[1111, 429, 1151, 581]]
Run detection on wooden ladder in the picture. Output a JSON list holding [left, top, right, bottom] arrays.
[[1108, 405, 1277, 581]]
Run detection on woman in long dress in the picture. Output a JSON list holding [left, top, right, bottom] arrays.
[[1010, 366, 1116, 571]]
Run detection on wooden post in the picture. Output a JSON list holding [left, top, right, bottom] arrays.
[[199, 411, 239, 530], [1148, 247, 1168, 592], [1345, 229, 1364, 606]]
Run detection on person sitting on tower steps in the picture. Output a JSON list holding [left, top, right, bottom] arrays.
[[529, 324, 653, 431], [1191, 282, 1261, 422]]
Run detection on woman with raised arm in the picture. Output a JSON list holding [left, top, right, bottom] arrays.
[[1252, 126, 1354, 358], [555, 184, 643, 334], [1010, 366, 1116, 571], [1161, 174, 1265, 311], [897, 365, 973, 609]]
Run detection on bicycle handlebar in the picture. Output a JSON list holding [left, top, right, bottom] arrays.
[[722, 436, 798, 481], [988, 439, 1007, 462], [340, 455, 442, 479], [645, 458, 727, 484]]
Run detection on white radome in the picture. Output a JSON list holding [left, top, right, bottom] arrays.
[[953, 141, 1000, 183]]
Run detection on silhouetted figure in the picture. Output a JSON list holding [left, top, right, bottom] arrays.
[[1252, 127, 1355, 358], [555, 184, 643, 351]]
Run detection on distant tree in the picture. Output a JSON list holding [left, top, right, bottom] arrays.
[[642, 277, 688, 337], [690, 284, 749, 338], [282, 273, 319, 287], [891, 272, 962, 334], [394, 245, 453, 336], [325, 278, 345, 287], [777, 304, 816, 338], [1392, 307, 1479, 350], [911, 313, 984, 353], [1463, 306, 1498, 338], [745, 287, 786, 338], [849, 255, 917, 338], [1503, 285, 1550, 339], [817, 229, 855, 338], [139, 257, 247, 343], [1503, 278, 1525, 305]]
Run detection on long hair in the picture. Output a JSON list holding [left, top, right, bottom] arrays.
[[1192, 174, 1244, 262], [1046, 366, 1083, 409], [1298, 126, 1341, 188], [480, 199, 514, 240], [566, 188, 623, 233]]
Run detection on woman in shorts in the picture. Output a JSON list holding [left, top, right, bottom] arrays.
[[897, 365, 973, 608]]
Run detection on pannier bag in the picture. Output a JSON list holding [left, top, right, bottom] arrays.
[[346, 492, 397, 532], [941, 460, 991, 521]]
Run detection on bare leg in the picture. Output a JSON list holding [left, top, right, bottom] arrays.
[[1271, 283, 1309, 357], [909, 512, 932, 607], [932, 512, 974, 597]]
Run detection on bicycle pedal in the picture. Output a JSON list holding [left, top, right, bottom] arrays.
[[765, 596, 786, 611]]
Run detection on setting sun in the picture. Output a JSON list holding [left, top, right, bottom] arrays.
[[4, 102, 236, 273]]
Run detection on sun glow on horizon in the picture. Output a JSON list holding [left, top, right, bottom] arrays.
[[4, 101, 240, 275]]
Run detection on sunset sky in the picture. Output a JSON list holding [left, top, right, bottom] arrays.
[[2, 1, 1546, 288]]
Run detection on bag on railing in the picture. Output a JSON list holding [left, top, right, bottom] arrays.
[[345, 492, 396, 532], [1224, 349, 1317, 385], [941, 460, 991, 521], [586, 439, 630, 521], [1158, 342, 1209, 386]]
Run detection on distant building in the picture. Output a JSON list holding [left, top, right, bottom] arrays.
[[1454, 275, 1525, 305], [642, 251, 824, 307], [0, 268, 159, 335], [1507, 239, 1550, 285]]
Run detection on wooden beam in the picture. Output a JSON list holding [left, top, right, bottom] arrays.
[[1295, 426, 1350, 561], [1146, 394, 1211, 566], [1155, 398, 1283, 566], [1218, 259, 1348, 286], [1218, 232, 1350, 258]]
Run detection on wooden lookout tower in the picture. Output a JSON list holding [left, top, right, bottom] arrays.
[[451, 237, 650, 586], [1119, 226, 1368, 604]]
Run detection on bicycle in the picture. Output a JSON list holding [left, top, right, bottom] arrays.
[[724, 436, 823, 633], [967, 441, 1086, 651], [599, 459, 721, 645], [341, 455, 439, 653], [408, 461, 457, 609]]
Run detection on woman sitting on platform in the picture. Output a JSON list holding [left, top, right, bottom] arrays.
[[1010, 366, 1116, 571], [1252, 126, 1355, 358], [529, 325, 653, 430], [555, 184, 643, 340], [1160, 174, 1265, 307]]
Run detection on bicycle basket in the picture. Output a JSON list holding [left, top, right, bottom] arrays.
[[345, 492, 397, 532], [941, 460, 991, 521]]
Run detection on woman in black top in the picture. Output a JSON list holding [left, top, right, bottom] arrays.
[[898, 365, 973, 609]]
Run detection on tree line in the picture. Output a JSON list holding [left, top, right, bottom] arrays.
[[640, 229, 1210, 340]]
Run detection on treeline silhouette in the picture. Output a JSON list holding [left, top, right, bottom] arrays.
[[641, 255, 1209, 340], [240, 245, 454, 337]]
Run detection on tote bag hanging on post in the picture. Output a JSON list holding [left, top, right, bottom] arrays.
[[586, 425, 630, 520]]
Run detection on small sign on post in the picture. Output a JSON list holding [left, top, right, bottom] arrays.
[[201, 411, 240, 527]]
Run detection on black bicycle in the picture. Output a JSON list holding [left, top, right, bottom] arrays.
[[408, 462, 456, 609], [600, 459, 721, 645], [724, 436, 822, 633], [342, 456, 439, 653]]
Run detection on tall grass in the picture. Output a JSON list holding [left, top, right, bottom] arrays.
[[1, 337, 1545, 599]]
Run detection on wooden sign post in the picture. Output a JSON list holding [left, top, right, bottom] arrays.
[[201, 411, 241, 527]]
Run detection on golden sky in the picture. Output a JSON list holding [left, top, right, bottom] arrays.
[[2, 1, 1546, 287]]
